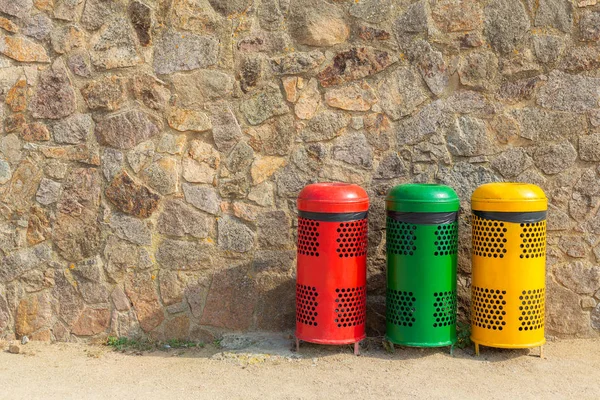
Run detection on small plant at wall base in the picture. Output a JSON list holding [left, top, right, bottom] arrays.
[[456, 322, 473, 349], [106, 336, 204, 352]]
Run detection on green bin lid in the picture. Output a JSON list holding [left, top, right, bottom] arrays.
[[386, 183, 460, 213]]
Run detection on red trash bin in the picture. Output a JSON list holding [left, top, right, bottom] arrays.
[[295, 182, 369, 355]]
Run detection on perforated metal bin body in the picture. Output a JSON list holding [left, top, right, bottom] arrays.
[[385, 184, 460, 347], [470, 183, 547, 350], [295, 183, 369, 346]]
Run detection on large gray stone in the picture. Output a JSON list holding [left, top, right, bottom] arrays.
[[394, 0, 428, 34], [396, 100, 447, 145], [226, 141, 254, 174], [153, 30, 219, 74], [81, 0, 124, 30], [410, 40, 449, 96], [36, 178, 61, 205], [171, 70, 233, 107], [512, 108, 586, 141], [156, 239, 212, 270], [443, 90, 492, 114], [0, 0, 32, 18], [374, 153, 407, 180], [533, 141, 577, 175], [258, 0, 283, 30], [300, 111, 349, 142], [458, 51, 498, 90], [446, 116, 497, 157], [252, 250, 296, 273], [580, 11, 600, 41], [0, 243, 52, 283], [182, 183, 220, 215], [378, 67, 428, 120], [240, 85, 289, 125], [52, 114, 93, 144], [554, 261, 600, 296], [579, 133, 600, 162], [537, 71, 600, 112], [102, 148, 123, 181], [491, 147, 532, 178], [257, 211, 290, 249], [109, 213, 152, 246], [95, 110, 160, 150], [533, 34, 564, 64], [332, 132, 373, 169], [275, 165, 310, 198], [140, 156, 179, 196], [89, 17, 142, 70], [546, 279, 591, 336], [350, 0, 392, 23], [535, 0, 572, 33], [217, 216, 255, 253], [157, 199, 211, 239], [209, 103, 243, 153], [22, 14, 53, 40], [484, 0, 530, 54]]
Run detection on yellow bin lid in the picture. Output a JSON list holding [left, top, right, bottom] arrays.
[[471, 183, 547, 212]]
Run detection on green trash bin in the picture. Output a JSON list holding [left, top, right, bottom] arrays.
[[385, 184, 460, 348]]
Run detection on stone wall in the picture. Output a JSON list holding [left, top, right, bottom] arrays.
[[0, 0, 599, 342]]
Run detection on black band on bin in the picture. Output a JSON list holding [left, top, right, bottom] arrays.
[[473, 210, 547, 224], [386, 210, 459, 225], [298, 210, 368, 222]]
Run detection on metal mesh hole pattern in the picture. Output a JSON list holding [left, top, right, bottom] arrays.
[[336, 219, 368, 258], [518, 288, 545, 331], [434, 222, 458, 257], [296, 284, 319, 327], [472, 286, 507, 331], [386, 218, 417, 256], [297, 218, 320, 257], [334, 286, 366, 328], [432, 291, 457, 328], [472, 215, 508, 259], [519, 222, 546, 259], [386, 289, 417, 327]]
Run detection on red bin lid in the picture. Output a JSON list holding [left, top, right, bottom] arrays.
[[297, 182, 369, 213]]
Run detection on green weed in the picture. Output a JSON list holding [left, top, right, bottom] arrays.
[[455, 321, 472, 349], [105, 336, 205, 352]]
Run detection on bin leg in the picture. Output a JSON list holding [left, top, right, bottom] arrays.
[[474, 343, 480, 356], [354, 342, 360, 356], [539, 345, 544, 359], [450, 344, 454, 356], [295, 337, 300, 353]]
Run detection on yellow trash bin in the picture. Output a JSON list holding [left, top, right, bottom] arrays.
[[470, 183, 547, 356]]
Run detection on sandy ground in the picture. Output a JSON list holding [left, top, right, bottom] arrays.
[[0, 335, 599, 400]]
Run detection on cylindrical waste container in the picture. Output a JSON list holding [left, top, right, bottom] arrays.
[[470, 183, 547, 356], [385, 184, 460, 349], [295, 182, 369, 355]]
